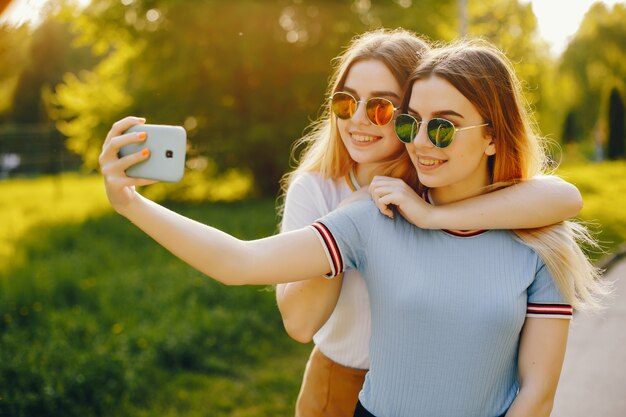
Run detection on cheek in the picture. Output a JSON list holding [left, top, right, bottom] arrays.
[[405, 144, 419, 166], [336, 120, 350, 142], [457, 135, 492, 159], [382, 124, 403, 149]]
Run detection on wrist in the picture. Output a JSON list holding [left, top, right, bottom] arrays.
[[117, 192, 146, 220], [406, 199, 436, 229]]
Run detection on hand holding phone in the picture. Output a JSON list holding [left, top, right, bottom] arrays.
[[119, 124, 187, 182]]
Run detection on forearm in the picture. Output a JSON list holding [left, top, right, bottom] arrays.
[[505, 386, 555, 417], [424, 176, 582, 230], [506, 318, 569, 417], [119, 195, 329, 285], [120, 194, 255, 284], [276, 276, 343, 343]]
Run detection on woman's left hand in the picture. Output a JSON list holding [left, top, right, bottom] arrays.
[[99, 116, 157, 215], [368, 176, 432, 226]]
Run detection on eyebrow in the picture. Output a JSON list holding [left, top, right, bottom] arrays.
[[407, 107, 464, 119], [344, 86, 400, 99]]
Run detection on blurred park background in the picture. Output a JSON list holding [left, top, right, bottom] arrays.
[[1, 0, 625, 416]]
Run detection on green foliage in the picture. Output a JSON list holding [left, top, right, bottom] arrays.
[[2, 0, 626, 193], [0, 24, 29, 119], [2, 4, 95, 124], [467, 0, 561, 139], [0, 198, 308, 417], [558, 161, 626, 258], [607, 88, 625, 159], [562, 110, 579, 144], [47, 41, 139, 168], [42, 0, 460, 195], [560, 3, 626, 142]]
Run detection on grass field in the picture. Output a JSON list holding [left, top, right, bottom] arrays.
[[557, 161, 626, 259], [0, 174, 109, 270], [0, 178, 309, 417], [1, 162, 625, 416]]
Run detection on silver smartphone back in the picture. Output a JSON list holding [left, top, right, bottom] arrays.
[[119, 124, 187, 183]]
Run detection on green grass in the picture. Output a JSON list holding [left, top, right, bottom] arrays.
[[1, 162, 625, 416], [0, 190, 310, 417], [558, 161, 626, 258], [0, 174, 109, 269]]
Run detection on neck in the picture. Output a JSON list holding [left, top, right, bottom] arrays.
[[354, 163, 380, 186], [430, 185, 486, 206]]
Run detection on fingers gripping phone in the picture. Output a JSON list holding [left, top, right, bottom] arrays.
[[119, 124, 187, 183]]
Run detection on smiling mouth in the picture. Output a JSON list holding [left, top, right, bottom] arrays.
[[351, 133, 379, 143], [418, 157, 445, 167]]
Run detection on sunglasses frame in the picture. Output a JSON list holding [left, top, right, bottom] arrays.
[[394, 113, 490, 148], [330, 91, 400, 127]]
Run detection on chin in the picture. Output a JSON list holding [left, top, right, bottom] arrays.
[[416, 175, 445, 189]]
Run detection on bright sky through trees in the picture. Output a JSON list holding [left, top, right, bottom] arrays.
[[1, 0, 625, 56], [526, 0, 625, 55]]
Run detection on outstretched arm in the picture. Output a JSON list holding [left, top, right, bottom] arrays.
[[369, 175, 582, 230], [100, 117, 331, 285]]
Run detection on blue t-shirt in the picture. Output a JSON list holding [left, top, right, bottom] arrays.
[[309, 199, 571, 417]]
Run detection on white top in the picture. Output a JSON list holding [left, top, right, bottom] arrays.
[[280, 170, 371, 370]]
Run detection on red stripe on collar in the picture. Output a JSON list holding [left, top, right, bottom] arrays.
[[422, 189, 490, 238]]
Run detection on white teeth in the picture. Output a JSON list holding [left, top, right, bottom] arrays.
[[419, 158, 444, 166], [352, 134, 377, 143]]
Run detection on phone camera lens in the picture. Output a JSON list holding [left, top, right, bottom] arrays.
[[165, 150, 174, 158]]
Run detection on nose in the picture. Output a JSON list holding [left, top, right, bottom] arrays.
[[351, 100, 371, 126], [412, 121, 434, 149]]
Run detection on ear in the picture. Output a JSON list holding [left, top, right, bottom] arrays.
[[484, 133, 496, 156]]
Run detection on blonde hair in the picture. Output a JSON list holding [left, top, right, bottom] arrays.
[[278, 29, 430, 213], [405, 40, 609, 311]]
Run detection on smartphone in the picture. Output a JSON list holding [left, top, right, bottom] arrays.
[[119, 124, 187, 183]]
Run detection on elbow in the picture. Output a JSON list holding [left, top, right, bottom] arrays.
[[282, 318, 315, 344], [276, 284, 315, 343], [567, 185, 584, 218], [276, 298, 316, 343], [573, 193, 584, 217], [557, 180, 583, 218], [517, 382, 558, 416]]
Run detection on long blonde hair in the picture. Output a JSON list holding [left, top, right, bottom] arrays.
[[405, 40, 609, 311], [279, 29, 430, 208]]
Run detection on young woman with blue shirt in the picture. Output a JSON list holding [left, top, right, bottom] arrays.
[[277, 30, 581, 417], [99, 39, 607, 417]]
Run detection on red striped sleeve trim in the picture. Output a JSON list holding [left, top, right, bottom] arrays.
[[310, 222, 343, 278], [526, 303, 573, 319]]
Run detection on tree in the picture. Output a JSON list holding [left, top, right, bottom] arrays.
[[607, 88, 625, 159], [562, 110, 579, 144], [3, 4, 94, 124], [49, 0, 458, 195], [0, 24, 30, 121], [560, 3, 626, 145], [462, 0, 557, 139], [45, 0, 553, 196]]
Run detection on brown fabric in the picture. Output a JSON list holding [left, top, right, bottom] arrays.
[[295, 346, 368, 417]]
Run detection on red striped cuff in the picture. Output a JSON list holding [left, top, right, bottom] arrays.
[[309, 222, 343, 278], [526, 303, 573, 319]]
